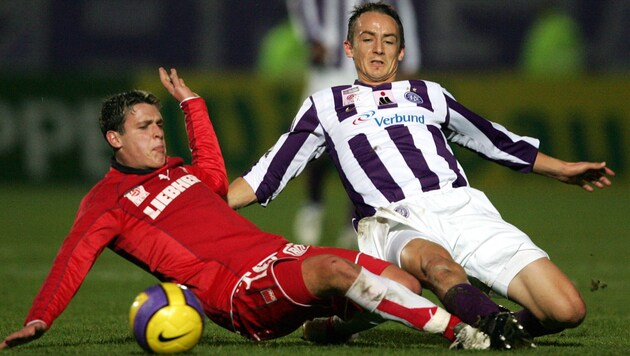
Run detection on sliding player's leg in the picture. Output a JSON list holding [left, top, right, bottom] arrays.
[[295, 253, 490, 349]]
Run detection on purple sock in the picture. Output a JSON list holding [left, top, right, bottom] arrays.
[[514, 309, 564, 337], [442, 283, 501, 326]]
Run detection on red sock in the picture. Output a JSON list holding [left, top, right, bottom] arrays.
[[441, 315, 463, 341]]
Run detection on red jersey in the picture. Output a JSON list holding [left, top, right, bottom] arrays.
[[25, 98, 288, 331]]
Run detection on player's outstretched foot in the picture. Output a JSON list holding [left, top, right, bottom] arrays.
[[301, 316, 357, 344], [476, 310, 536, 350], [449, 323, 491, 350]]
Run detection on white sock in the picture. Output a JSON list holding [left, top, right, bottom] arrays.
[[345, 267, 451, 334]]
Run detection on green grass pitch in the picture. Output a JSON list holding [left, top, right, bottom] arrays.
[[1, 176, 628, 355]]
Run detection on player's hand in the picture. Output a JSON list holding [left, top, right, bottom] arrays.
[[0, 321, 48, 349], [559, 161, 615, 192], [533, 152, 615, 192], [159, 67, 198, 103]]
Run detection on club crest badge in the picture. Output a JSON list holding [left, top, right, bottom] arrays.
[[125, 185, 150, 207], [394, 205, 410, 218], [404, 91, 423, 104]]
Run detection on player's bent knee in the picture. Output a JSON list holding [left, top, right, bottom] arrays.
[[551, 298, 586, 327], [557, 285, 587, 326], [538, 291, 586, 328], [423, 255, 467, 285]]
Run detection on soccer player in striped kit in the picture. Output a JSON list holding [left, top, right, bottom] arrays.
[[287, 0, 421, 247], [228, 1, 615, 346]]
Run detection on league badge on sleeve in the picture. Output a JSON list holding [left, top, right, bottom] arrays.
[[342, 86, 360, 106]]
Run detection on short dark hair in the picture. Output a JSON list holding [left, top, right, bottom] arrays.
[[346, 1, 405, 49], [99, 90, 161, 137]]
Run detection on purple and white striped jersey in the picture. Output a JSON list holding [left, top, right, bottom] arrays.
[[243, 79, 539, 222]]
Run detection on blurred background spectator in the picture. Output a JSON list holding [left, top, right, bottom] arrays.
[[519, 3, 586, 77]]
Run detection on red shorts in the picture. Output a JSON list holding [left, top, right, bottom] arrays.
[[230, 243, 390, 341]]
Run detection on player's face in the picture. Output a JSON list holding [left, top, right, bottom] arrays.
[[110, 103, 167, 169], [344, 11, 405, 86]]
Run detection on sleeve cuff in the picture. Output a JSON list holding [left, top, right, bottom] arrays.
[[180, 96, 201, 105], [25, 319, 48, 328]]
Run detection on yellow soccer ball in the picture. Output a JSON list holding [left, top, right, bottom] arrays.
[[129, 283, 204, 353]]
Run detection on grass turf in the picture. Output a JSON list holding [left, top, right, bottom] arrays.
[[0, 177, 628, 355]]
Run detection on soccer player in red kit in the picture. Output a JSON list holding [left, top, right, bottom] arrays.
[[0, 68, 491, 350]]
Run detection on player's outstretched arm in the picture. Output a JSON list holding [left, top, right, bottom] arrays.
[[533, 152, 615, 192], [0, 321, 48, 349]]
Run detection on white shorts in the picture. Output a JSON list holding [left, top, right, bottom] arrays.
[[356, 186, 548, 296]]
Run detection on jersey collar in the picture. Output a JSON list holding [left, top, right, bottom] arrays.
[[110, 156, 158, 175]]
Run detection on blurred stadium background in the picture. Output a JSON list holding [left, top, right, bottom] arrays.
[[1, 0, 628, 182], [1, 0, 628, 246], [1, 0, 627, 230], [0, 0, 628, 240], [0, 1, 628, 353]]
